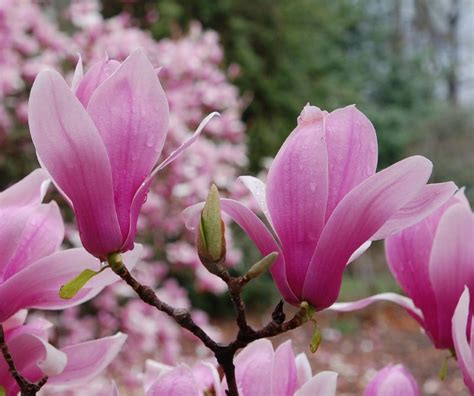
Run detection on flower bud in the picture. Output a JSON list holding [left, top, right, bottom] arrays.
[[243, 252, 278, 282]]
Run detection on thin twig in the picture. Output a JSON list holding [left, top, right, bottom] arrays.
[[0, 325, 48, 395]]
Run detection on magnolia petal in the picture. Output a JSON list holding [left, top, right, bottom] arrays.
[[295, 353, 312, 389], [121, 112, 218, 252], [48, 333, 127, 386], [76, 59, 120, 107], [266, 117, 328, 296], [371, 182, 458, 240], [429, 203, 474, 348], [0, 168, 50, 208], [146, 365, 199, 396], [324, 105, 377, 220], [272, 341, 297, 395], [452, 287, 474, 392], [329, 292, 424, 325], [1, 310, 27, 331], [233, 339, 273, 396], [144, 360, 173, 392], [1, 202, 64, 280], [347, 241, 372, 265], [364, 365, 420, 396], [28, 70, 122, 258], [303, 156, 433, 310], [238, 176, 273, 226], [295, 371, 338, 396], [71, 54, 83, 93], [0, 245, 142, 321]]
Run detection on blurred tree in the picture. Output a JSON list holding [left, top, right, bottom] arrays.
[[102, 0, 449, 171]]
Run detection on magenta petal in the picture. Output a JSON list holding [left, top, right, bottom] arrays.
[[452, 287, 474, 392], [0, 168, 50, 208], [329, 292, 424, 325], [233, 339, 273, 396], [220, 199, 298, 303], [146, 365, 199, 396], [266, 115, 328, 296], [429, 203, 474, 348], [272, 341, 297, 395], [76, 59, 120, 107], [28, 70, 122, 258], [0, 245, 142, 321], [324, 105, 377, 220], [303, 156, 433, 310], [87, 49, 169, 239], [0, 202, 64, 280], [295, 371, 338, 396], [47, 333, 127, 386], [238, 176, 273, 226], [372, 182, 458, 240]]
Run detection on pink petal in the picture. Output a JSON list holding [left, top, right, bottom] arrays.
[[429, 203, 474, 348], [47, 333, 127, 386], [28, 70, 122, 258], [295, 354, 312, 389], [71, 54, 83, 93], [452, 287, 474, 392], [266, 113, 329, 297], [144, 360, 173, 392], [87, 49, 169, 240], [295, 371, 338, 396], [303, 156, 433, 310], [347, 241, 372, 265], [1, 310, 27, 331], [76, 59, 120, 107], [238, 175, 273, 226], [0, 202, 64, 280], [0, 168, 50, 208], [324, 105, 377, 220], [364, 365, 420, 396], [329, 293, 424, 325], [146, 365, 199, 396], [0, 245, 142, 321], [233, 339, 274, 396], [372, 182, 458, 240], [272, 340, 297, 395]]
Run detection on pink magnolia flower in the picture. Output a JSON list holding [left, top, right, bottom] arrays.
[[452, 287, 474, 393], [364, 364, 420, 396], [332, 191, 472, 349], [0, 311, 126, 396], [186, 104, 456, 309], [226, 339, 337, 396], [143, 340, 337, 396], [28, 48, 214, 259], [144, 360, 221, 396], [0, 169, 142, 322]]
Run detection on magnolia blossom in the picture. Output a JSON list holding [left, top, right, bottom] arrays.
[[0, 311, 125, 396], [186, 105, 456, 309], [452, 287, 474, 393], [332, 191, 472, 350], [28, 49, 214, 259], [0, 169, 142, 322], [143, 360, 221, 396], [364, 364, 420, 396], [142, 340, 337, 396]]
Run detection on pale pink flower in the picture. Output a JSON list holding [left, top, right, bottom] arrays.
[[364, 364, 420, 396]]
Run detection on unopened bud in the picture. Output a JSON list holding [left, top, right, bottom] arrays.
[[244, 252, 278, 282], [197, 184, 226, 274], [310, 324, 322, 353]]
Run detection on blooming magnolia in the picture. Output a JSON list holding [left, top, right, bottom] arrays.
[[0, 311, 126, 396], [364, 364, 420, 396], [0, 169, 142, 322], [186, 104, 456, 309], [332, 190, 472, 349], [28, 48, 214, 259], [142, 340, 337, 396], [452, 287, 474, 393]]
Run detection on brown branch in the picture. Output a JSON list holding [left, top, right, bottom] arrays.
[[0, 325, 48, 396], [108, 253, 310, 396]]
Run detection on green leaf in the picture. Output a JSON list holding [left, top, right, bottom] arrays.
[[0, 385, 6, 396], [59, 269, 100, 299], [310, 324, 322, 354], [438, 356, 449, 381]]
